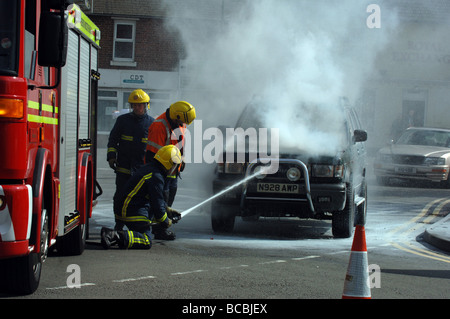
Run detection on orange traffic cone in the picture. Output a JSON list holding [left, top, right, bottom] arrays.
[[342, 225, 371, 299]]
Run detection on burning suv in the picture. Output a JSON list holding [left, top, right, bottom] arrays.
[[211, 101, 368, 238]]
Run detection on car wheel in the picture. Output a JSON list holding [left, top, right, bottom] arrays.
[[332, 183, 355, 238], [211, 203, 236, 233], [440, 175, 450, 189]]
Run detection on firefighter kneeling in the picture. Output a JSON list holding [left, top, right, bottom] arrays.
[[101, 145, 183, 249]]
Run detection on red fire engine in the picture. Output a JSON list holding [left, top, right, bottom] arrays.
[[0, 0, 101, 294]]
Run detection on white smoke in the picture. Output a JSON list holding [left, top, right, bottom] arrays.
[[163, 0, 399, 156]]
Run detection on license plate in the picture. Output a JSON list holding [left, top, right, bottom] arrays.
[[395, 167, 416, 174], [257, 183, 300, 194]]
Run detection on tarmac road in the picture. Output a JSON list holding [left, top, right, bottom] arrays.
[[2, 154, 449, 301]]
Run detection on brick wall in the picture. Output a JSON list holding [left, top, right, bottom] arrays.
[[89, 15, 185, 72]]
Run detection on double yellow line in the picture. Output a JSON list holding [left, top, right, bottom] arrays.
[[390, 242, 450, 263], [388, 197, 450, 264]]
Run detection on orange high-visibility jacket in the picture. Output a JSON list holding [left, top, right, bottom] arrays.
[[146, 110, 186, 157]]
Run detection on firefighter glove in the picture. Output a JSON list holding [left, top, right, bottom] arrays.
[[108, 158, 117, 170], [166, 206, 182, 223], [162, 218, 172, 228]]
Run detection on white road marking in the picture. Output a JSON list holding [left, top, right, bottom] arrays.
[[46, 283, 96, 290], [291, 255, 320, 261], [171, 269, 206, 276], [113, 275, 156, 283], [259, 259, 287, 265]]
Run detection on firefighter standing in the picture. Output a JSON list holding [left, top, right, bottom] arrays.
[[145, 101, 196, 207], [107, 89, 154, 230], [101, 145, 183, 249]]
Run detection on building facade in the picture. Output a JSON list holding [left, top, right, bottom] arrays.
[[87, 0, 186, 146], [84, 0, 450, 151], [357, 1, 450, 151]]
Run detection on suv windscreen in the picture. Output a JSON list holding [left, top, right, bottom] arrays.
[[234, 101, 350, 153], [235, 103, 264, 130], [0, 2, 19, 76]]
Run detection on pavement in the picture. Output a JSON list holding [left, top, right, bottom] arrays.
[[423, 215, 450, 252]]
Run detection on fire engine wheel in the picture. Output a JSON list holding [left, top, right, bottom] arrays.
[[57, 218, 87, 256], [0, 252, 42, 295], [56, 195, 88, 256], [40, 209, 50, 262], [0, 209, 48, 295]]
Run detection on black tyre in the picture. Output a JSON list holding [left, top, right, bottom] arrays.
[[332, 183, 355, 238], [0, 253, 41, 295], [56, 191, 89, 255], [211, 203, 236, 233], [0, 210, 48, 295], [56, 215, 87, 256]]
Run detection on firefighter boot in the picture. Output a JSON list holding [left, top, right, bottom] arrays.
[[101, 227, 125, 249], [152, 224, 176, 240]]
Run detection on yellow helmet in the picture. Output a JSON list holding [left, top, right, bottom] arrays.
[[128, 89, 150, 107], [169, 101, 196, 125], [154, 145, 182, 171]]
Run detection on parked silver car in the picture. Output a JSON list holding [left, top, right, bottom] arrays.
[[374, 127, 450, 187]]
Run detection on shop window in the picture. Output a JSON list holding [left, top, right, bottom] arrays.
[[98, 90, 118, 133]]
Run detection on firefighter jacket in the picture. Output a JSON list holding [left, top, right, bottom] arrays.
[[145, 109, 186, 162], [107, 112, 154, 175], [114, 160, 170, 228]]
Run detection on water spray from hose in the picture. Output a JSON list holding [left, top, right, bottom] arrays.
[[180, 168, 265, 218]]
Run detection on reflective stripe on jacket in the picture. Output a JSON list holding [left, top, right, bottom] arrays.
[[146, 110, 186, 156], [114, 160, 169, 227]]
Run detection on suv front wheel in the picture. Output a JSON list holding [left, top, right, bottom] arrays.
[[211, 203, 236, 233], [332, 182, 355, 238]]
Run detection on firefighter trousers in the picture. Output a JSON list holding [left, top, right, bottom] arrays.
[[121, 223, 152, 249], [120, 206, 153, 249], [113, 171, 131, 230]]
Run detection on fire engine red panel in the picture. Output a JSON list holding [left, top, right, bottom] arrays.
[[0, 77, 28, 179], [0, 122, 28, 179], [0, 241, 30, 259], [0, 76, 27, 98], [0, 185, 32, 240], [0, 184, 32, 258]]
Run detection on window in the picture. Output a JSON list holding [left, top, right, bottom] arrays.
[[98, 90, 118, 132], [25, 0, 36, 79], [97, 89, 173, 135], [111, 19, 136, 66], [0, 1, 19, 75], [123, 90, 132, 109]]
